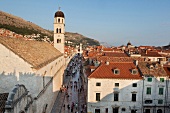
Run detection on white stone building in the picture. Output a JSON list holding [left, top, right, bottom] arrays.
[[0, 9, 68, 113], [87, 62, 143, 113], [87, 61, 170, 113], [138, 62, 170, 113]]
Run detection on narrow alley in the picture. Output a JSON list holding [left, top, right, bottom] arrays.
[[51, 54, 87, 113]]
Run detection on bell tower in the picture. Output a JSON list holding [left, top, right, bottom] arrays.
[[54, 8, 65, 54]]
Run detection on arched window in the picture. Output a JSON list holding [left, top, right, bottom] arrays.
[[56, 28, 58, 33], [57, 39, 59, 43], [20, 111, 25, 113], [62, 19, 63, 23], [157, 109, 162, 113], [57, 39, 61, 43], [59, 28, 61, 33], [58, 18, 60, 23]]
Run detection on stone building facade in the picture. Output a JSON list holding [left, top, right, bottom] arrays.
[[0, 9, 69, 113], [87, 61, 170, 113], [87, 62, 143, 113]]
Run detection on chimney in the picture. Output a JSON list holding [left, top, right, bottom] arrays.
[[134, 60, 138, 66]]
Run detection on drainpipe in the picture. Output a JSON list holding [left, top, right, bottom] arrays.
[[142, 76, 144, 113]]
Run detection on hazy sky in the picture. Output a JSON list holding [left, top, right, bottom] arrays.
[[0, 0, 170, 46]]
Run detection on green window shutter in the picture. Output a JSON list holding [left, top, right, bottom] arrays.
[[147, 87, 151, 94], [159, 88, 164, 95], [147, 78, 152, 82], [158, 100, 163, 104], [160, 78, 164, 82]]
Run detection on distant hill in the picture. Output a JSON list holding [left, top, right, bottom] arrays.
[[0, 10, 100, 46], [65, 32, 100, 47], [100, 42, 112, 48], [0, 11, 52, 37]]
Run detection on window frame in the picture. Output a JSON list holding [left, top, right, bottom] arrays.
[[114, 69, 120, 75], [96, 82, 101, 86], [59, 28, 61, 33], [160, 78, 164, 82], [57, 39, 61, 43], [115, 83, 119, 87], [158, 99, 163, 104], [145, 109, 150, 113], [96, 93, 100, 101], [147, 77, 152, 82], [122, 108, 126, 112], [132, 69, 138, 75], [146, 87, 151, 95], [105, 108, 108, 113], [95, 109, 100, 113], [132, 83, 137, 87], [58, 18, 60, 23], [159, 88, 164, 95], [114, 93, 119, 101], [113, 107, 119, 113], [132, 93, 136, 102]]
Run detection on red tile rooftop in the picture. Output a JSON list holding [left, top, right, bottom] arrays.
[[103, 52, 129, 57], [102, 48, 113, 51], [97, 56, 144, 63], [163, 65, 170, 77], [138, 62, 167, 77], [141, 50, 162, 57], [88, 62, 142, 79], [90, 66, 96, 69], [139, 46, 154, 49]]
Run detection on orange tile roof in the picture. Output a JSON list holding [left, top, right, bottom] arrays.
[[88, 62, 142, 79], [141, 50, 162, 57], [83, 51, 100, 58], [97, 56, 144, 62], [96, 46, 103, 49], [103, 52, 129, 57], [163, 65, 170, 77], [102, 48, 113, 51], [139, 46, 154, 50], [138, 62, 167, 77], [90, 66, 96, 69]]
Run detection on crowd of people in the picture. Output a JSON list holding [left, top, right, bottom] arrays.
[[61, 54, 86, 113]]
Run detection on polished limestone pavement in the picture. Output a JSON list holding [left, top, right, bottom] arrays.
[[51, 56, 87, 113]]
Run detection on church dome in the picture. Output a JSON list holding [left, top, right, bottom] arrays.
[[54, 10, 65, 18], [127, 41, 132, 46]]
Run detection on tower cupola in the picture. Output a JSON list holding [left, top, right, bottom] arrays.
[[54, 10, 65, 18]]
